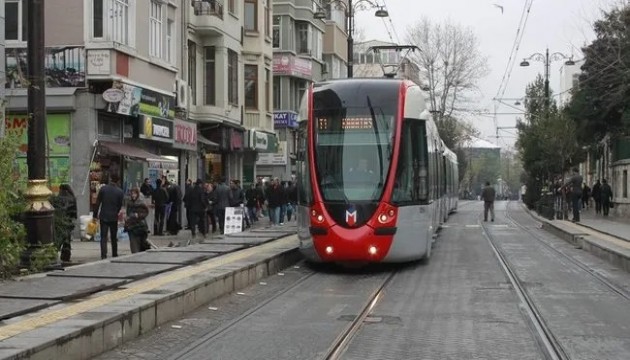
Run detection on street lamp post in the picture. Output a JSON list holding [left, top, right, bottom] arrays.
[[520, 48, 575, 110], [24, 0, 54, 258], [314, 0, 388, 78]]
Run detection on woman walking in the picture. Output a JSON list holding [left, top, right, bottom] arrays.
[[125, 187, 150, 253]]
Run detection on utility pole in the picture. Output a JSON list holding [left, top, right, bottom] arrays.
[[24, 0, 53, 259]]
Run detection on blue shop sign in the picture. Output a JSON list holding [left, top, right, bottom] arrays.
[[274, 111, 298, 129]]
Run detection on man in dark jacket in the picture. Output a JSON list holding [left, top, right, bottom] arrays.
[[266, 178, 284, 226], [592, 179, 602, 214], [481, 181, 496, 222], [601, 179, 613, 216], [140, 178, 153, 198], [93, 174, 124, 259], [564, 167, 583, 222], [183, 179, 208, 238], [213, 177, 231, 234]]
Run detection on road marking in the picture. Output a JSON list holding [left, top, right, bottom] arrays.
[[0, 236, 298, 341], [465, 225, 481, 228]]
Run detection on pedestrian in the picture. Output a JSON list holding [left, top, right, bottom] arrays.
[[205, 182, 218, 234], [183, 179, 208, 239], [213, 176, 231, 234], [93, 173, 124, 259], [592, 179, 602, 214], [481, 181, 496, 222], [152, 178, 169, 235], [166, 181, 183, 235], [125, 187, 150, 253], [56, 184, 77, 262], [601, 179, 613, 216], [286, 181, 297, 222], [582, 183, 591, 209], [140, 178, 153, 198], [265, 178, 283, 226], [564, 167, 583, 222]]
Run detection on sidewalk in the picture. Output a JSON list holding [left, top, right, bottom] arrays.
[[69, 218, 296, 265], [572, 207, 630, 242]]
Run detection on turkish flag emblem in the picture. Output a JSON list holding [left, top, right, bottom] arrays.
[[346, 206, 357, 226]]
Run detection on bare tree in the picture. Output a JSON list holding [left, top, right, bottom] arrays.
[[406, 17, 489, 121]]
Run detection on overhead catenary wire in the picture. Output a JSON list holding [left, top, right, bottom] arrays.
[[380, 0, 400, 43]]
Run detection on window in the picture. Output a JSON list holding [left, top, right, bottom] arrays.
[[188, 41, 197, 105], [166, 20, 174, 64], [296, 22, 309, 54], [228, 0, 235, 14], [228, 50, 239, 105], [266, 69, 271, 112], [245, 65, 258, 109], [149, 1, 163, 57], [624, 170, 628, 198], [204, 47, 216, 105], [272, 16, 281, 48], [5, 0, 28, 42], [244, 0, 257, 31], [111, 0, 130, 45], [93, 0, 104, 38], [273, 79, 281, 110]]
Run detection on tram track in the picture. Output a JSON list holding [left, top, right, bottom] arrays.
[[504, 202, 630, 303], [322, 271, 397, 360], [480, 213, 569, 360]]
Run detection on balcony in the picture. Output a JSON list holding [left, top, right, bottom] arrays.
[[191, 0, 225, 36], [245, 111, 273, 132]]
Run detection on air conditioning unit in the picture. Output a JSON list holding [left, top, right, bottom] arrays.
[[176, 79, 188, 109]]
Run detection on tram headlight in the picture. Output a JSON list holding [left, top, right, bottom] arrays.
[[325, 246, 334, 254], [378, 214, 388, 223], [368, 246, 378, 255], [316, 214, 324, 223]]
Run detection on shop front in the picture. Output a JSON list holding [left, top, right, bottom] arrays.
[[173, 118, 199, 186], [200, 124, 246, 183], [255, 111, 297, 180]]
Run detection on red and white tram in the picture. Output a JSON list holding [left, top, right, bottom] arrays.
[[296, 78, 458, 264]]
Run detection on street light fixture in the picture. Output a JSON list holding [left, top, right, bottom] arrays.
[[313, 0, 389, 78], [519, 48, 575, 108]]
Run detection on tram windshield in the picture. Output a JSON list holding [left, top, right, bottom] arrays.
[[313, 88, 398, 202]]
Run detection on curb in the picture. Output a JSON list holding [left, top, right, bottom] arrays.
[[526, 208, 630, 274], [0, 237, 301, 360]]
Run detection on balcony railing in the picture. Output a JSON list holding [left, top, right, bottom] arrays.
[[193, 0, 224, 19]]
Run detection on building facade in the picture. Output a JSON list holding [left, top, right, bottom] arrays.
[[266, 0, 347, 180], [353, 40, 421, 83], [4, 0, 186, 218]]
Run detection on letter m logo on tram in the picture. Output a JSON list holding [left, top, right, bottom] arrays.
[[346, 206, 357, 227]]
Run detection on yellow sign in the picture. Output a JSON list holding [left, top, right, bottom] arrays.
[[143, 116, 153, 138]]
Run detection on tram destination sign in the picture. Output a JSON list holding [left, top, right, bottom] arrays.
[[317, 117, 374, 130]]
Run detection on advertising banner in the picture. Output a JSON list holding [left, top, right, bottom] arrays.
[[272, 54, 312, 79], [273, 111, 298, 129], [256, 141, 288, 166], [173, 119, 197, 151], [5, 113, 71, 156], [224, 207, 244, 234], [139, 115, 174, 143], [139, 88, 176, 119], [105, 81, 142, 116]]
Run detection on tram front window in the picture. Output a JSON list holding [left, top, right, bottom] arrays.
[[314, 103, 395, 203]]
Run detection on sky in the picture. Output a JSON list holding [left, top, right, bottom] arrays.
[[354, 0, 622, 149]]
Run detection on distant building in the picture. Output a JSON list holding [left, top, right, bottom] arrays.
[[461, 137, 501, 197], [352, 40, 421, 84], [558, 58, 584, 108]]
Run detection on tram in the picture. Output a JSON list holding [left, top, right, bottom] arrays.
[[295, 78, 459, 264]]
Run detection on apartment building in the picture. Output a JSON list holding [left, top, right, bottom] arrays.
[[187, 0, 275, 185], [353, 40, 421, 83], [4, 0, 186, 217], [264, 0, 347, 179]]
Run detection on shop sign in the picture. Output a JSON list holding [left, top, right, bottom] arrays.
[[5, 114, 71, 156], [105, 81, 142, 116], [173, 119, 197, 151], [272, 54, 312, 79], [256, 141, 288, 165], [148, 160, 179, 170], [87, 49, 111, 75], [139, 88, 176, 120], [274, 111, 298, 129], [230, 129, 244, 151], [6, 46, 86, 89], [102, 88, 125, 103], [247, 130, 278, 153], [139, 115, 174, 143]]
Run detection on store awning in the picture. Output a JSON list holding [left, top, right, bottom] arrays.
[[99, 141, 177, 164], [197, 133, 220, 148]]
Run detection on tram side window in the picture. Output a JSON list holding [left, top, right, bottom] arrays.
[[392, 119, 429, 205]]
